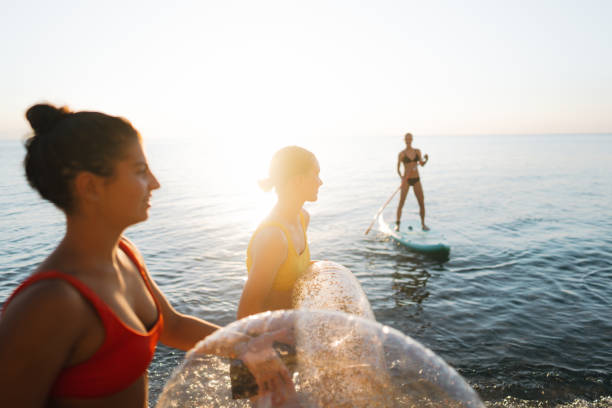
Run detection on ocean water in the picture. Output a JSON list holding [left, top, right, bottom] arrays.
[[1, 133, 611, 407]]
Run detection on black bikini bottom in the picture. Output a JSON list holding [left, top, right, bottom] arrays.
[[406, 177, 420, 186]]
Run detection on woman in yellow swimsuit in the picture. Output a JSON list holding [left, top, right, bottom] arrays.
[[238, 146, 322, 317], [232, 146, 321, 403]]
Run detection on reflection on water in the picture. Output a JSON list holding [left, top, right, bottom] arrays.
[[392, 269, 431, 307], [380, 236, 440, 310]]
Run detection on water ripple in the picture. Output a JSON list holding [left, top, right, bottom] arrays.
[[1, 136, 611, 407]]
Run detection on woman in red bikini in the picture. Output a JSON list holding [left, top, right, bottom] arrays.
[[396, 132, 429, 231], [0, 104, 288, 407]]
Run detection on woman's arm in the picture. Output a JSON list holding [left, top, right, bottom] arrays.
[[0, 281, 87, 407], [145, 269, 220, 351], [418, 150, 429, 166], [397, 151, 404, 178], [237, 227, 288, 319]]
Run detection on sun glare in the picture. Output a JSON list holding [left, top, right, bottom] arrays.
[[212, 131, 291, 228]]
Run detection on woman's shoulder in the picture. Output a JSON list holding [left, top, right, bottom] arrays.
[[3, 272, 90, 323], [250, 221, 289, 254], [0, 273, 90, 380], [253, 222, 289, 242]]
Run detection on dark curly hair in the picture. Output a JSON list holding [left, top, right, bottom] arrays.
[[24, 103, 141, 213]]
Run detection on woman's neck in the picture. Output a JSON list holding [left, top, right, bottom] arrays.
[[273, 194, 304, 226], [60, 214, 124, 264]]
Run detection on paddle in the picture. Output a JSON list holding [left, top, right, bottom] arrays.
[[364, 185, 402, 235]]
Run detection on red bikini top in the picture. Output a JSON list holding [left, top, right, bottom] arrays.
[[2, 239, 164, 399]]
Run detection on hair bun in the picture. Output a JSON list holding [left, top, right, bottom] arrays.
[[26, 104, 70, 134]]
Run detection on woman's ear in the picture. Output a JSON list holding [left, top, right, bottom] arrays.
[[73, 171, 102, 205]]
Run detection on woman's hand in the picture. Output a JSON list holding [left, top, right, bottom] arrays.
[[421, 153, 429, 166], [238, 329, 299, 406]]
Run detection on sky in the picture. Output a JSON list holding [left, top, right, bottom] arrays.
[[1, 0, 611, 143]]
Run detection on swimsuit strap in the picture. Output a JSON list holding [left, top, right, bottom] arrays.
[[245, 212, 310, 292], [118, 238, 161, 313], [2, 271, 114, 327], [253, 212, 306, 254], [3, 238, 161, 327]]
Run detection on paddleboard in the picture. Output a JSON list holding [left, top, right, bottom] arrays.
[[378, 213, 450, 259]]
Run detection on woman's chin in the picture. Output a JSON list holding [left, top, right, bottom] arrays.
[[129, 211, 149, 226]]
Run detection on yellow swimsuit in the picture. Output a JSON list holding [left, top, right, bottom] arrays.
[[246, 212, 311, 292]]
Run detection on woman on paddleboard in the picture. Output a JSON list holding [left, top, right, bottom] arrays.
[[396, 132, 429, 231], [238, 146, 322, 318], [0, 104, 285, 407]]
